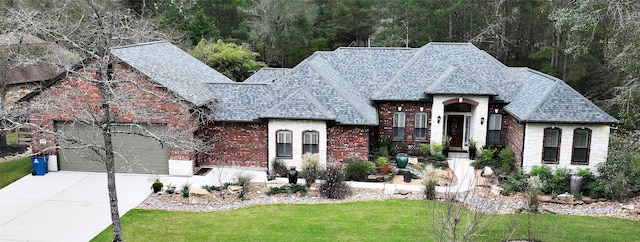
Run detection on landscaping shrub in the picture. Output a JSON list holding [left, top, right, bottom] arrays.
[[589, 153, 640, 201], [374, 156, 388, 168], [546, 167, 569, 195], [420, 143, 431, 156], [500, 169, 528, 196], [301, 153, 322, 187], [344, 159, 376, 181], [527, 176, 544, 212], [266, 184, 307, 196], [470, 147, 499, 169], [407, 146, 423, 156], [430, 142, 444, 155], [271, 158, 288, 177], [181, 183, 191, 197], [201, 185, 222, 192], [234, 173, 252, 200], [575, 168, 595, 195], [319, 165, 352, 199], [423, 179, 437, 200], [529, 165, 551, 181], [380, 138, 396, 156], [373, 146, 389, 159], [497, 148, 515, 173]]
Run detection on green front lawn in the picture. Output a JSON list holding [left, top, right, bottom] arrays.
[[92, 199, 640, 242], [0, 157, 32, 189]]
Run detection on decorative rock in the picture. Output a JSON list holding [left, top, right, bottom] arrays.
[[538, 195, 552, 202], [397, 190, 410, 195], [408, 157, 419, 165], [621, 205, 635, 210], [188, 188, 209, 205], [481, 166, 494, 177], [557, 193, 575, 203], [228, 185, 243, 192], [490, 185, 503, 195], [266, 179, 288, 188]]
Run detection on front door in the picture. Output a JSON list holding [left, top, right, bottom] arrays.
[[446, 115, 464, 148]]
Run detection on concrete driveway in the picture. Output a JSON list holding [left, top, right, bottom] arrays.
[[0, 172, 163, 242]]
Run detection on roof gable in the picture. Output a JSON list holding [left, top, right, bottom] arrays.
[[110, 41, 233, 106], [260, 88, 336, 120]]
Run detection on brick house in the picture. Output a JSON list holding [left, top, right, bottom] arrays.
[[202, 43, 618, 172], [28, 41, 619, 176]]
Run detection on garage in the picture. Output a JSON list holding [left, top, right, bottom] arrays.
[[56, 122, 169, 174]]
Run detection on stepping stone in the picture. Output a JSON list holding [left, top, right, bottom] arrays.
[[189, 188, 209, 204]]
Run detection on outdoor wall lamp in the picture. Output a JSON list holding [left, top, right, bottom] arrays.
[[481, 117, 485, 125], [437, 116, 441, 123], [397, 106, 402, 111]]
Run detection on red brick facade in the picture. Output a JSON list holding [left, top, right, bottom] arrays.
[[197, 122, 268, 167], [502, 112, 525, 167], [377, 101, 432, 148], [327, 125, 370, 163], [29, 62, 198, 161]]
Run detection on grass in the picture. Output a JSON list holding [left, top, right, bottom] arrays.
[[0, 157, 32, 189], [92, 199, 640, 242]]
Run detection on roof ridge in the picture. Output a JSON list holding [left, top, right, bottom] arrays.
[[308, 56, 373, 122], [521, 71, 561, 120], [299, 88, 337, 119], [260, 87, 335, 120], [371, 46, 428, 99], [110, 40, 168, 50], [425, 64, 457, 92]]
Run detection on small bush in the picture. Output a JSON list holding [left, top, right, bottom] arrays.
[[546, 167, 569, 194], [344, 159, 376, 181], [166, 184, 176, 194], [266, 184, 307, 196], [181, 183, 191, 197], [374, 156, 388, 168], [407, 147, 423, 156], [501, 169, 528, 196], [470, 148, 499, 169], [151, 179, 163, 193], [301, 153, 323, 187], [374, 146, 389, 159], [527, 176, 544, 212], [498, 148, 515, 173], [430, 143, 444, 154], [432, 154, 447, 162], [576, 168, 595, 194], [271, 158, 288, 177], [423, 179, 437, 200], [529, 165, 551, 181], [420, 143, 431, 156], [201, 184, 222, 192], [319, 165, 352, 199]]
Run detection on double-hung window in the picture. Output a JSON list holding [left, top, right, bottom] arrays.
[[543, 128, 561, 163], [572, 129, 591, 164], [414, 112, 428, 140], [393, 112, 406, 140], [487, 114, 502, 143], [276, 130, 292, 158], [303, 131, 319, 154]]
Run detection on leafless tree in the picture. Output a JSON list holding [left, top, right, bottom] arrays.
[[4, 1, 214, 241]]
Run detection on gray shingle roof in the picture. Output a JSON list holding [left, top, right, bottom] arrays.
[[243, 68, 290, 83], [110, 41, 233, 106], [505, 70, 619, 123], [203, 42, 619, 125]]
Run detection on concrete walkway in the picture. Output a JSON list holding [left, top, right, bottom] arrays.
[[0, 172, 162, 242]]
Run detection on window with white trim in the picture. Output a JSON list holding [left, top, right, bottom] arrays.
[[393, 112, 406, 140], [543, 128, 561, 163], [414, 112, 428, 140], [487, 114, 502, 143], [572, 128, 591, 164], [303, 131, 319, 154], [276, 130, 292, 158]]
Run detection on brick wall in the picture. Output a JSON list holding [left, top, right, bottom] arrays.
[[377, 101, 432, 148], [197, 122, 268, 167], [327, 125, 370, 163], [29, 61, 198, 161], [503, 112, 525, 167]]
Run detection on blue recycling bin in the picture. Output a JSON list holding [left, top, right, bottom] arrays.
[[31, 156, 49, 176]]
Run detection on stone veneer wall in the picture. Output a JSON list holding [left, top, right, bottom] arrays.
[[502, 113, 525, 167], [327, 125, 370, 164], [197, 122, 268, 167], [377, 101, 432, 148]]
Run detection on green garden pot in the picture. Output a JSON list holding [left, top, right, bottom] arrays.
[[396, 153, 409, 168]]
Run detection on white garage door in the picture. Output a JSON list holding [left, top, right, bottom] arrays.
[[56, 122, 169, 174]]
